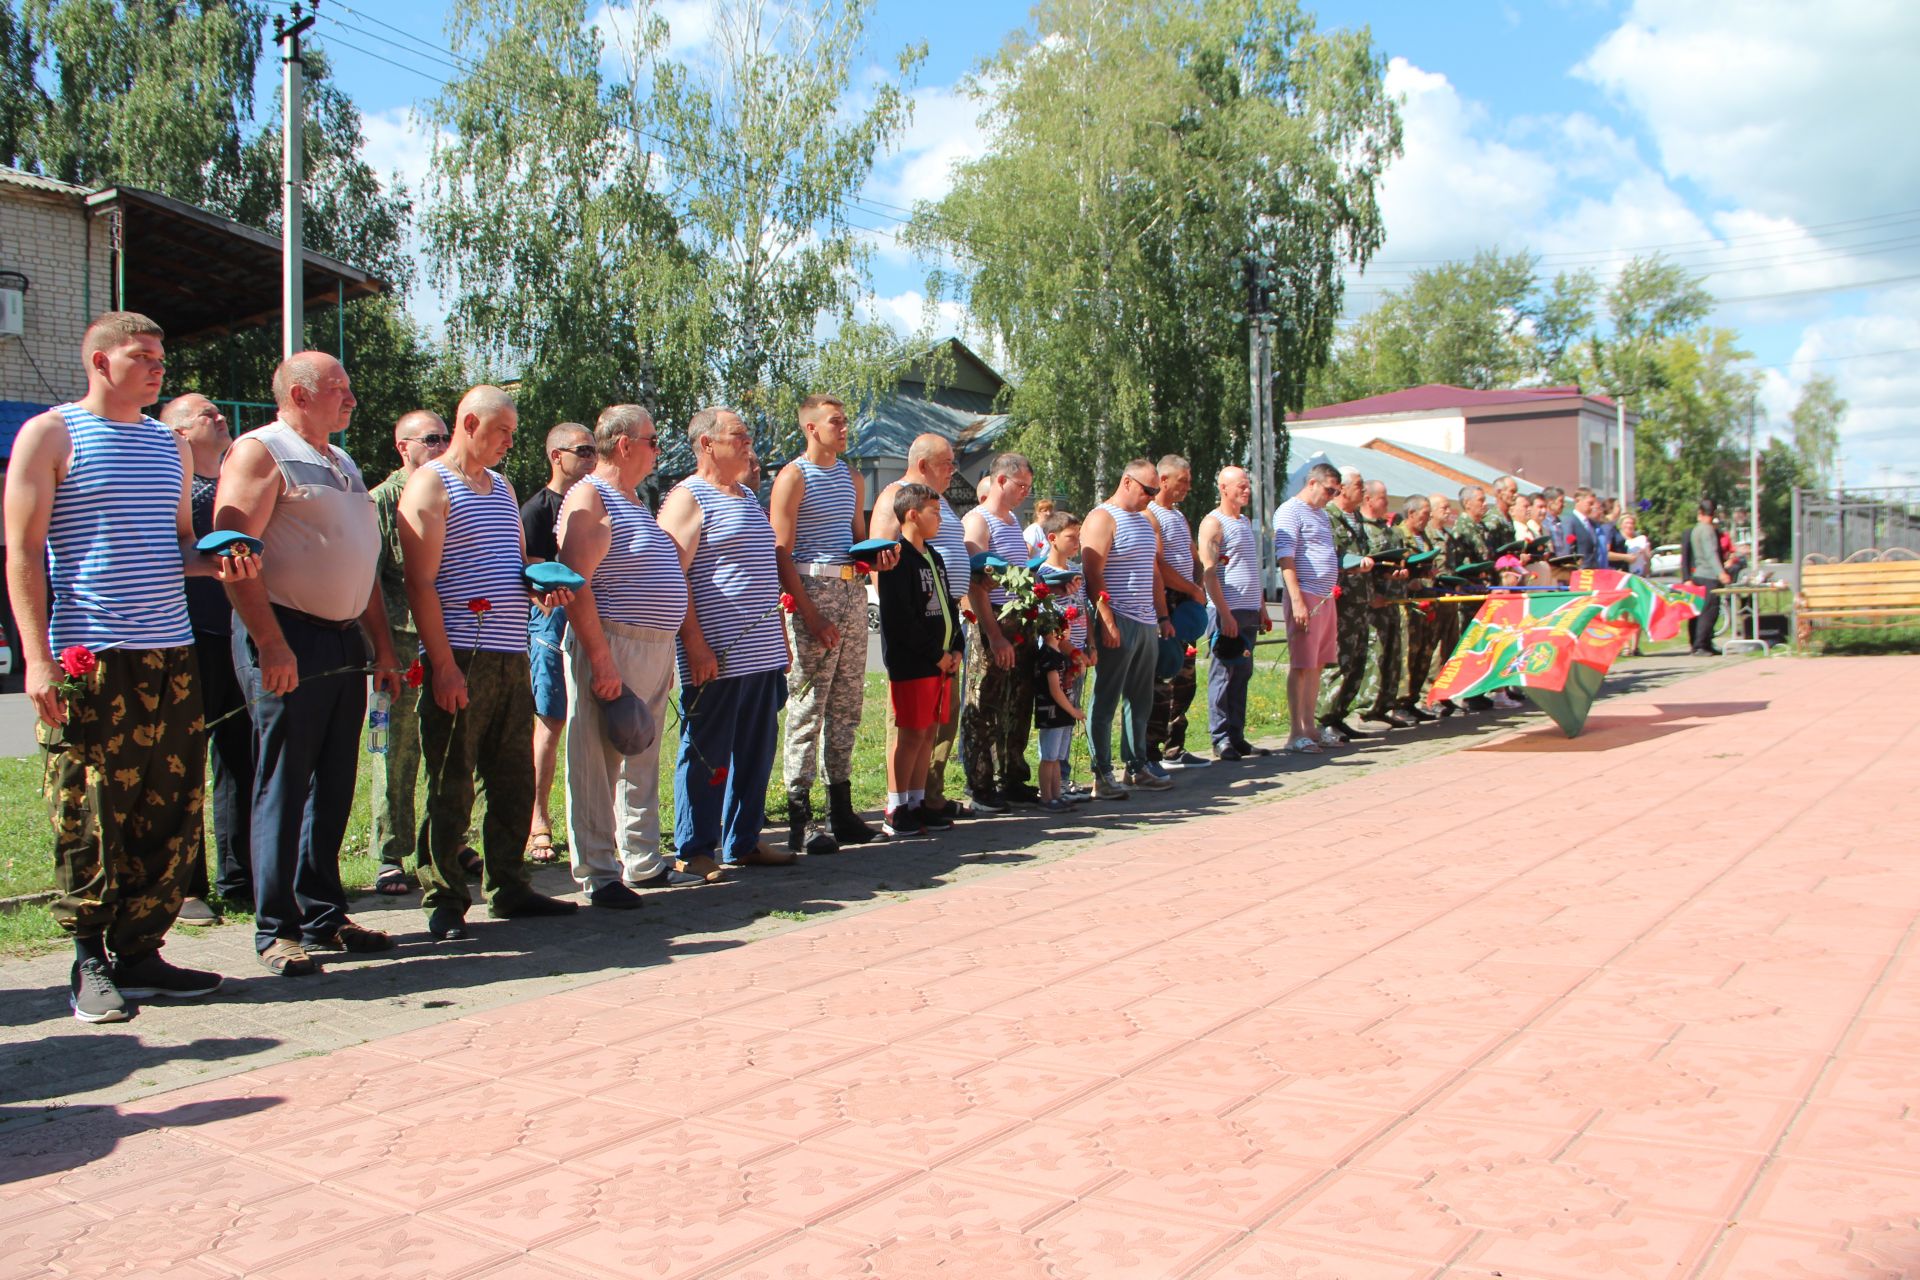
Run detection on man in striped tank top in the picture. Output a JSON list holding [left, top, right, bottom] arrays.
[[770, 394, 896, 855], [659, 407, 796, 876], [1145, 455, 1212, 772], [1197, 467, 1273, 760], [961, 452, 1040, 811], [554, 406, 702, 907], [6, 312, 261, 1022], [869, 433, 972, 822], [1081, 458, 1176, 798], [400, 385, 581, 940], [217, 352, 407, 974]]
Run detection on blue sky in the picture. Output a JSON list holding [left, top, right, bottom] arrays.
[[314, 0, 1920, 486]]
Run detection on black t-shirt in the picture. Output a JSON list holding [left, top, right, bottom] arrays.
[[1033, 643, 1074, 730], [184, 473, 232, 636], [521, 485, 565, 563]]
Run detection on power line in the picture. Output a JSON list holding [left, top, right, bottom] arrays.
[[1713, 271, 1920, 305]]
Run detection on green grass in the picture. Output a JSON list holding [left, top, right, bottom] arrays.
[[0, 656, 1299, 954], [1813, 624, 1920, 655]]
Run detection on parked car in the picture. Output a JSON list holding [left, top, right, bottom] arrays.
[[1649, 544, 1682, 579], [867, 579, 880, 633]]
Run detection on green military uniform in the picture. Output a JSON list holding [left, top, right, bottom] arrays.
[[45, 648, 206, 958], [1314, 504, 1377, 729], [1399, 527, 1442, 710], [368, 469, 422, 878], [1481, 505, 1516, 554], [1417, 524, 1461, 706], [1358, 513, 1405, 720], [1445, 516, 1493, 701], [415, 650, 538, 914]]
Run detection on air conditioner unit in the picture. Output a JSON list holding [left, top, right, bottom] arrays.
[[0, 270, 25, 337]]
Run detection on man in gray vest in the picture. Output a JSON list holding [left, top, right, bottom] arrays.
[[215, 352, 404, 976]]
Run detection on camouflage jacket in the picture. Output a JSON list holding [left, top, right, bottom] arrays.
[[369, 468, 412, 634], [1359, 514, 1406, 600], [1326, 503, 1373, 607]]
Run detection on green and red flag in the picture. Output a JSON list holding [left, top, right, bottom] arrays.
[[1430, 589, 1640, 736], [1565, 569, 1704, 640]]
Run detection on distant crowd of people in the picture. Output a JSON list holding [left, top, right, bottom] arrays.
[[7, 310, 1710, 1026]]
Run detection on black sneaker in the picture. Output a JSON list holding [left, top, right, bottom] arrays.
[[881, 807, 924, 837], [589, 881, 646, 910], [1216, 744, 1246, 761], [629, 867, 705, 889], [112, 952, 223, 999], [916, 803, 955, 830], [969, 789, 1009, 814], [1164, 750, 1213, 769], [490, 892, 580, 920], [1004, 782, 1043, 805], [70, 957, 128, 1023], [1402, 705, 1438, 723], [1231, 741, 1273, 757]]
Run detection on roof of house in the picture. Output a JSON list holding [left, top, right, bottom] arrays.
[[0, 167, 91, 198], [1360, 438, 1540, 492], [855, 391, 1013, 464], [1284, 437, 1501, 501], [1293, 383, 1613, 422]]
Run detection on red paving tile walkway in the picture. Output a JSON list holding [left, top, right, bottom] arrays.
[[6, 654, 1920, 1279]]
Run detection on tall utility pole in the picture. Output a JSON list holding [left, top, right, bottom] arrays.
[[275, 2, 317, 359], [1242, 254, 1274, 593], [1616, 395, 1631, 507], [1748, 397, 1761, 567]]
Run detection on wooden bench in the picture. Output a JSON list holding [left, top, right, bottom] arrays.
[[1797, 559, 1920, 646]]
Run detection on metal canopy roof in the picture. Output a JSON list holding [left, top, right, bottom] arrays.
[[83, 185, 387, 344]]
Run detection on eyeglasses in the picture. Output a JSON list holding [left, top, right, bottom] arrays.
[[632, 435, 660, 448], [557, 444, 597, 459], [406, 434, 450, 447], [1130, 475, 1161, 498]]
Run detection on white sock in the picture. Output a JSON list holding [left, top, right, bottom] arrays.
[[908, 789, 924, 806], [887, 791, 906, 811]]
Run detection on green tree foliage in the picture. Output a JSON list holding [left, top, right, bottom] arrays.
[[425, 0, 921, 492], [906, 0, 1399, 511], [1312, 250, 1594, 401], [1789, 372, 1846, 489], [1755, 438, 1811, 561]]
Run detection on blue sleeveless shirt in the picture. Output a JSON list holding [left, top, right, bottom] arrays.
[[1098, 502, 1159, 625], [429, 461, 527, 653], [788, 456, 855, 565], [580, 475, 687, 632], [45, 404, 192, 651], [676, 476, 787, 683]]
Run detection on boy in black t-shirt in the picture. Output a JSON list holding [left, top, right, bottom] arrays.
[[1033, 620, 1084, 812], [876, 483, 963, 837]]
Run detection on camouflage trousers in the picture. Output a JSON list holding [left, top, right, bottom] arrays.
[[416, 648, 536, 914], [1361, 604, 1405, 718], [1401, 604, 1438, 707], [1146, 651, 1197, 759], [783, 576, 868, 792], [369, 626, 422, 872], [962, 624, 1035, 795], [1316, 594, 1377, 726], [44, 646, 205, 958]]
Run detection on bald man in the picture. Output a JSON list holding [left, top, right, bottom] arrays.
[[870, 433, 972, 821], [161, 394, 250, 925], [217, 352, 403, 974], [400, 384, 579, 940], [367, 410, 451, 894]]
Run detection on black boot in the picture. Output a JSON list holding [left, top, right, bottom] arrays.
[[787, 791, 838, 856], [828, 780, 879, 845]]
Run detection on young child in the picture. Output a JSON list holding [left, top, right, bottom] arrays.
[[1039, 511, 1092, 801], [876, 482, 963, 837], [1032, 619, 1085, 811]]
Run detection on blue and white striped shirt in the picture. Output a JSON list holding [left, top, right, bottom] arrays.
[[982, 508, 1028, 608], [789, 456, 854, 565], [1148, 503, 1194, 584], [429, 461, 528, 653], [677, 477, 787, 683], [581, 476, 687, 632], [1211, 509, 1263, 611], [931, 497, 970, 600], [46, 404, 192, 652], [1098, 502, 1159, 625], [1273, 496, 1338, 598]]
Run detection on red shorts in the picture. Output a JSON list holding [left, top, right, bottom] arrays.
[[1285, 592, 1339, 668], [889, 675, 949, 730]]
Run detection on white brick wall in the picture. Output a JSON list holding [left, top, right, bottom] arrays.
[[0, 190, 114, 406]]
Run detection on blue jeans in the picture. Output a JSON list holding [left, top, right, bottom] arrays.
[[1089, 614, 1157, 775], [1208, 608, 1262, 750], [528, 603, 568, 719], [673, 668, 786, 865], [234, 609, 368, 952]]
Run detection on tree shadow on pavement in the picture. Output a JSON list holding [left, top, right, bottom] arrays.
[[0, 1094, 281, 1186]]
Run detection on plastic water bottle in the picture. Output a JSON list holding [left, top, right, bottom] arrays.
[[366, 690, 390, 754]]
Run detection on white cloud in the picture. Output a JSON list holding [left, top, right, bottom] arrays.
[[1775, 287, 1920, 486], [360, 106, 436, 199], [1577, 0, 1920, 228], [866, 81, 991, 211]]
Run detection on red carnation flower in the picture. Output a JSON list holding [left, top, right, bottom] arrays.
[[1567, 535, 1577, 548], [962, 608, 976, 622], [779, 592, 797, 613], [404, 660, 424, 688], [1184, 645, 1196, 658], [1333, 585, 1343, 599], [1033, 582, 1051, 598], [58, 645, 97, 679], [1097, 590, 1111, 603], [852, 560, 872, 575], [467, 597, 491, 615], [709, 765, 729, 786], [1025, 607, 1038, 620], [1063, 605, 1080, 621]]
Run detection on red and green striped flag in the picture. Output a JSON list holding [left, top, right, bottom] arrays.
[[1430, 589, 1640, 736]]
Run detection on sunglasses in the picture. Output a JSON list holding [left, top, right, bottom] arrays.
[[1131, 475, 1161, 498], [632, 435, 660, 448], [406, 433, 450, 447], [557, 444, 597, 459]]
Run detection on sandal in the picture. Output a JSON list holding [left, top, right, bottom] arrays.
[[374, 866, 414, 896], [457, 846, 484, 879], [526, 829, 557, 864]]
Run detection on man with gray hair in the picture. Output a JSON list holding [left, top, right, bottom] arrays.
[[1355, 479, 1414, 731], [401, 383, 580, 940], [1484, 475, 1519, 549], [521, 421, 596, 865], [1145, 454, 1210, 771], [217, 351, 404, 973], [1081, 458, 1173, 795], [555, 405, 701, 906], [961, 451, 1040, 810], [871, 433, 972, 821], [1394, 495, 1441, 723]]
